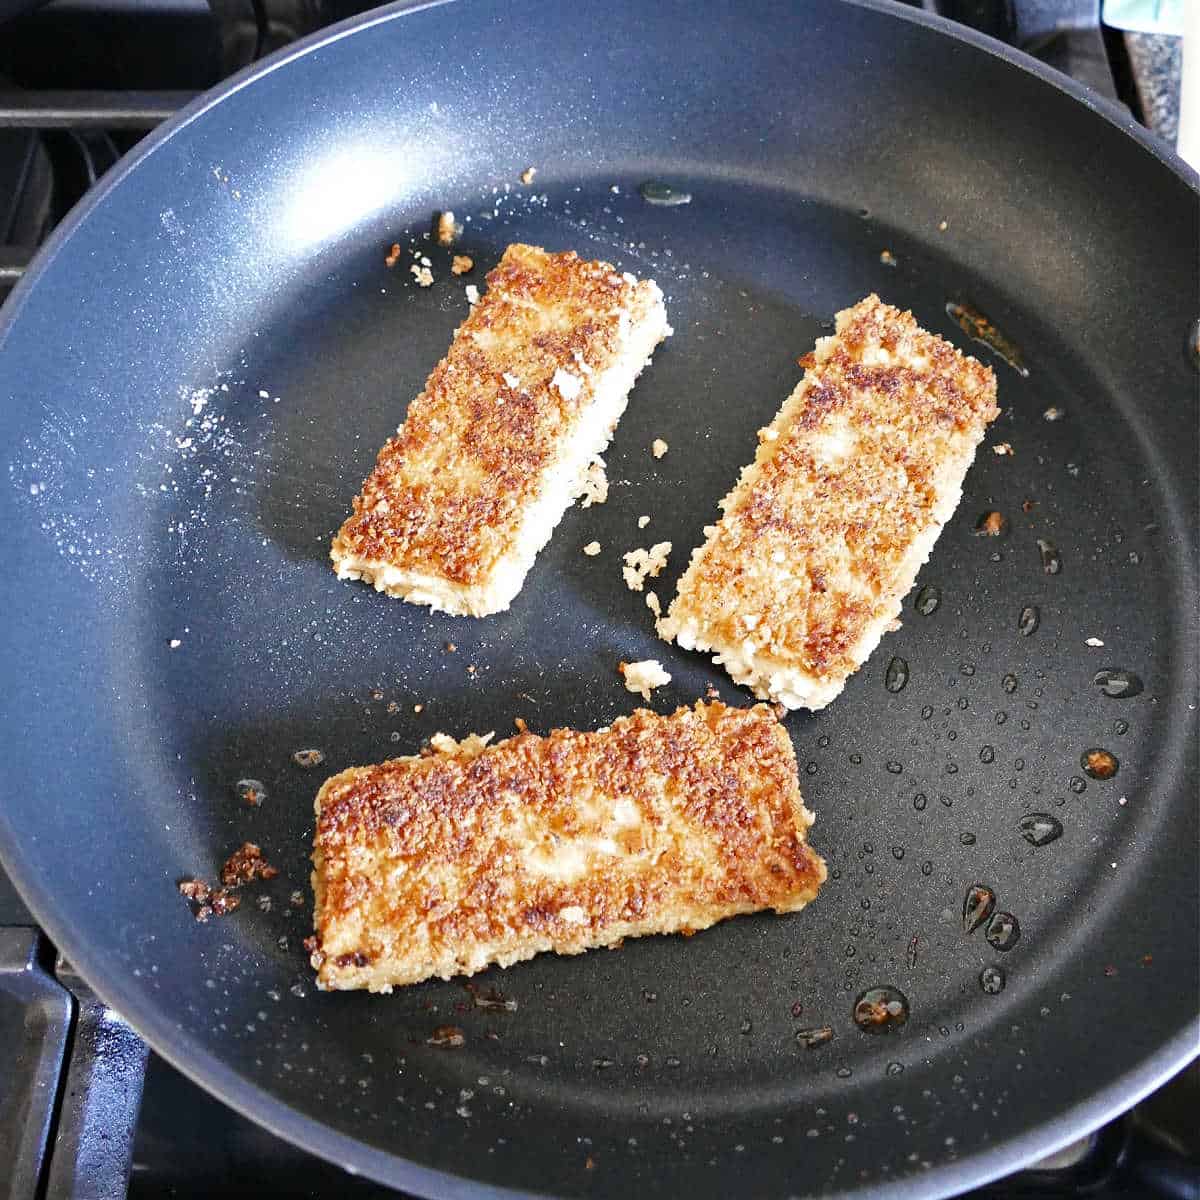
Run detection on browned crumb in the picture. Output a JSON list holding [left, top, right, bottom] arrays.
[[992, 442, 1014, 456], [410, 264, 434, 287], [209, 889, 241, 916], [975, 511, 1006, 536], [385, 243, 401, 269], [435, 211, 457, 246], [428, 1025, 466, 1047], [220, 842, 278, 888], [446, 642, 457, 653], [880, 249, 897, 267], [651, 438, 669, 459], [451, 254, 474, 275], [1022, 498, 1038, 513], [467, 665, 477, 676], [178, 878, 211, 903], [585, 1156, 597, 1171], [514, 717, 528, 733], [520, 166, 537, 185], [938, 220, 949, 232]]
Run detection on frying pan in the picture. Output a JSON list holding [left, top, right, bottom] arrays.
[[0, 1, 1196, 1196]]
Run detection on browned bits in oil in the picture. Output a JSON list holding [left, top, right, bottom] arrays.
[[585, 1156, 596, 1171], [427, 1025, 466, 1048], [514, 717, 528, 733], [879, 249, 897, 267], [945, 300, 1029, 377], [292, 748, 326, 769], [178, 878, 210, 903], [451, 254, 474, 275], [1081, 748, 1119, 780], [209, 889, 240, 916], [384, 243, 401, 268], [975, 511, 1006, 537], [852, 986, 909, 1031], [220, 842, 278, 887], [1022, 498, 1038, 513], [445, 642, 457, 653]]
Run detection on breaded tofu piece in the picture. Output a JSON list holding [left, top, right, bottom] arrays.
[[309, 701, 825, 992], [658, 295, 999, 710], [331, 244, 670, 616]]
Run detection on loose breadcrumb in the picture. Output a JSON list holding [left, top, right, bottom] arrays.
[[619, 659, 671, 700], [410, 264, 434, 287], [579, 460, 609, 508], [645, 590, 661, 618], [992, 442, 1013, 456], [583, 541, 601, 556], [436, 210, 457, 246], [880, 249, 897, 267], [451, 254, 474, 275], [622, 542, 671, 592], [464, 284, 479, 304], [520, 166, 537, 185], [385, 243, 401, 268], [651, 438, 669, 459], [637, 515, 650, 529]]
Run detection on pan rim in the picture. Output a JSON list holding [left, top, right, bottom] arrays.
[[0, 0, 1196, 1197]]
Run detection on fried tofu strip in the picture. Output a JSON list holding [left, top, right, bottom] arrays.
[[310, 701, 825, 992], [658, 295, 999, 710], [331, 244, 669, 616]]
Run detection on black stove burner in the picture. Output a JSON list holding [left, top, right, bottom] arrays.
[[0, 1, 1194, 1196]]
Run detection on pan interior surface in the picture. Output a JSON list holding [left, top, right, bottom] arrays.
[[0, 2, 1196, 1197]]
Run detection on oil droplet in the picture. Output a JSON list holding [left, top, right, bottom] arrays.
[[963, 885, 996, 933], [1069, 775, 1087, 794], [960, 662, 976, 677], [796, 1026, 834, 1049], [979, 965, 1006, 994], [891, 845, 905, 860], [980, 745, 995, 764], [836, 1066, 853, 1078], [913, 793, 928, 811], [235, 778, 266, 807], [921, 861, 933, 877], [1002, 673, 1019, 694], [1092, 669, 1144, 699], [1018, 605, 1040, 636], [1037, 539, 1062, 575], [915, 585, 941, 616], [885, 657, 910, 693], [959, 831, 977, 846], [1112, 718, 1129, 736], [1018, 813, 1063, 847], [639, 180, 692, 206], [292, 748, 325, 769], [1081, 748, 1119, 780], [853, 986, 910, 1032], [945, 301, 1029, 376], [470, 987, 518, 1012], [985, 912, 1021, 951], [886, 1061, 905, 1076], [921, 705, 934, 720], [427, 1025, 465, 1047], [886, 761, 903, 774]]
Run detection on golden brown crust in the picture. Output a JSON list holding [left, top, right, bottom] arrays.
[[310, 701, 825, 991], [331, 244, 666, 608], [660, 295, 999, 708]]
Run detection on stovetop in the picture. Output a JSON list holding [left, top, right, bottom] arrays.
[[0, 2, 1194, 1197]]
